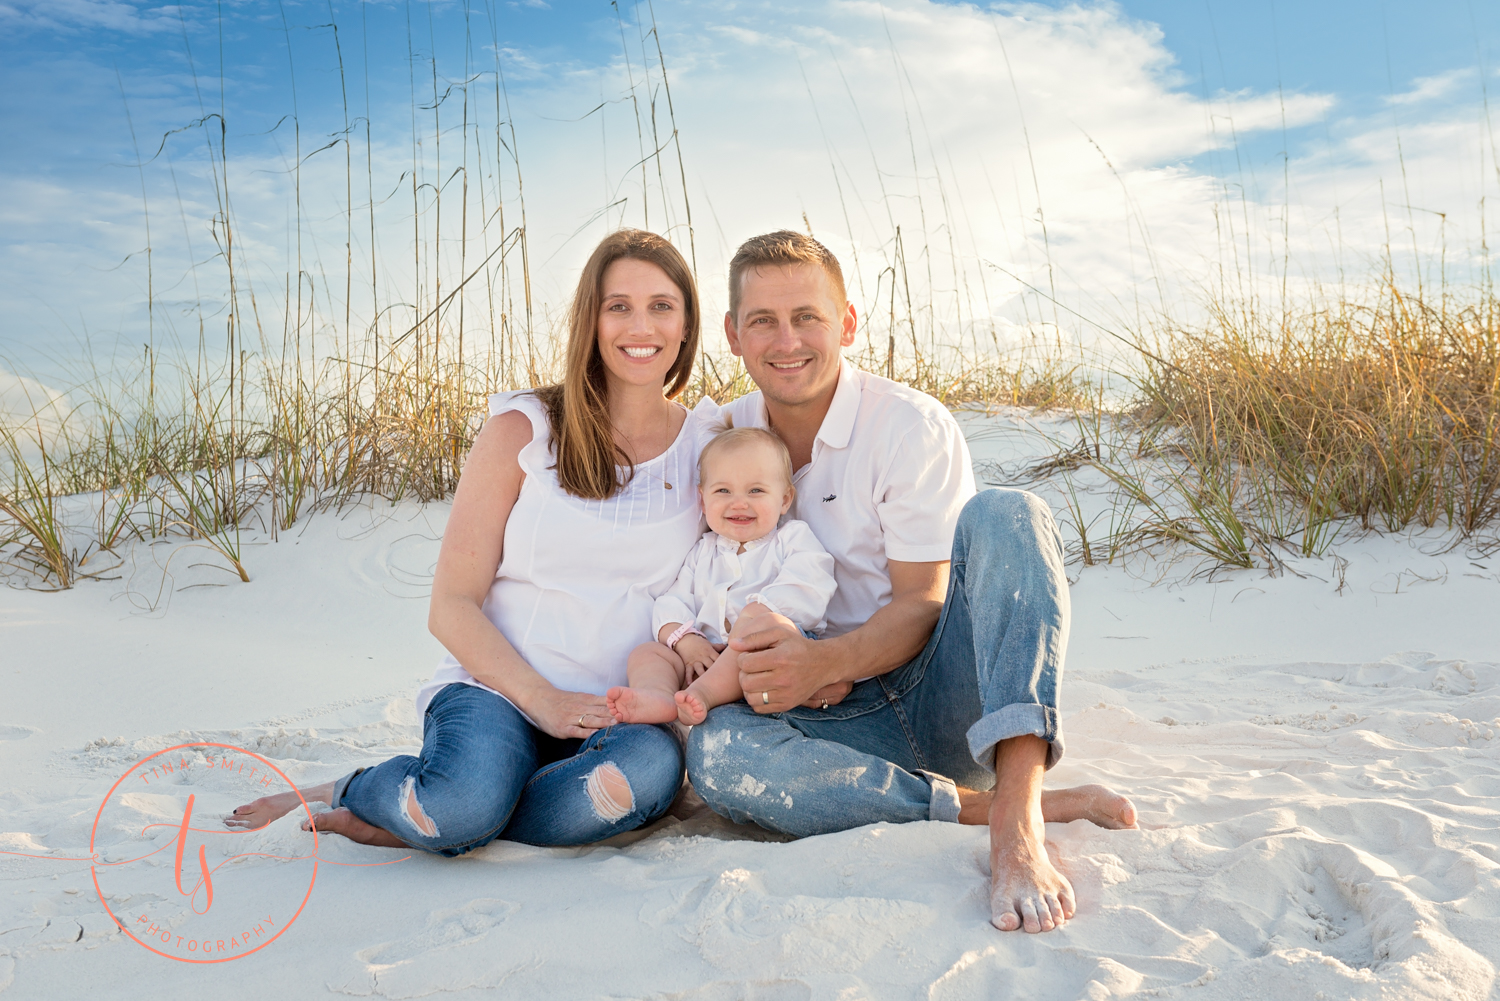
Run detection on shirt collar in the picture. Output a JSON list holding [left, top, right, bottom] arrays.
[[813, 358, 860, 451], [714, 526, 775, 553], [747, 357, 858, 448]]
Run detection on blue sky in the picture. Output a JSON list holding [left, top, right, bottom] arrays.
[[9, 1, 1494, 178], [1132, 1, 1498, 98], [2, 0, 1498, 390]]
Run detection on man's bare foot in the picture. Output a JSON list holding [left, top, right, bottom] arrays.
[[990, 810, 1076, 933], [300, 808, 410, 848], [606, 685, 679, 724], [958, 784, 1138, 830], [1041, 784, 1138, 829], [987, 736, 1075, 933], [224, 781, 333, 831], [675, 688, 708, 726]]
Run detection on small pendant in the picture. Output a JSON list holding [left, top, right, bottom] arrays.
[[663, 482, 673, 490]]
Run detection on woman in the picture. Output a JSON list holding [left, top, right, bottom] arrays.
[[228, 230, 719, 852]]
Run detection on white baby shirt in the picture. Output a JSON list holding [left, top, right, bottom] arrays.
[[651, 520, 837, 645], [722, 359, 976, 638]]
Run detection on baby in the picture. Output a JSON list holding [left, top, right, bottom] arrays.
[[606, 426, 836, 727]]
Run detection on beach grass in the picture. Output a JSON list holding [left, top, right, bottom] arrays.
[[1080, 276, 1500, 570], [7, 270, 1498, 589]]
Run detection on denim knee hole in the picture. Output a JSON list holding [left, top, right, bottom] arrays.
[[398, 776, 439, 838], [584, 762, 634, 823]]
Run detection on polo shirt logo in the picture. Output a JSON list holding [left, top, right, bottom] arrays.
[[822, 494, 837, 502]]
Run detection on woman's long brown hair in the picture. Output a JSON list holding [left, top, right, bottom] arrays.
[[533, 230, 700, 499]]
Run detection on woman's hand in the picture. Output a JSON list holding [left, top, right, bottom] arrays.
[[675, 635, 720, 680], [529, 686, 614, 740]]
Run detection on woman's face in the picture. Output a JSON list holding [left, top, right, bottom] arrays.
[[595, 257, 686, 393]]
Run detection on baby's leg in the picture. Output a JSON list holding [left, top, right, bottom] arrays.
[[675, 653, 744, 725], [676, 604, 795, 726], [607, 642, 686, 724]]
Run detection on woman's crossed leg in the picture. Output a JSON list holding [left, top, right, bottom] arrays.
[[226, 683, 683, 852]]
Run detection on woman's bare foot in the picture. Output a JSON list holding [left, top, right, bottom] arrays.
[[958, 783, 1138, 830], [606, 685, 679, 724], [675, 688, 709, 726], [224, 781, 333, 831], [300, 808, 410, 848]]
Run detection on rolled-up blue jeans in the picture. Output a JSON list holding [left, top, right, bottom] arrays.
[[687, 488, 1067, 837], [332, 683, 683, 855]]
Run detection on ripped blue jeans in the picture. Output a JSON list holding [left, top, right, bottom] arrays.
[[687, 488, 1068, 837], [332, 683, 683, 855]]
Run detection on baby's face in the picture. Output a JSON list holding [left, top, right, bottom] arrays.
[[699, 442, 793, 546]]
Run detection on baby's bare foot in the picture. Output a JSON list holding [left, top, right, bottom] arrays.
[[606, 685, 680, 724], [675, 688, 708, 726], [301, 808, 409, 848], [224, 790, 304, 831]]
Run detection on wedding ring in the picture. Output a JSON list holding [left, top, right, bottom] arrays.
[[578, 715, 585, 727], [820, 699, 829, 710], [761, 691, 770, 705]]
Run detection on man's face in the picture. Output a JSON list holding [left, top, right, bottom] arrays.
[[724, 263, 857, 409]]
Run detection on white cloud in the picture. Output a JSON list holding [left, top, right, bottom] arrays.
[[0, 368, 66, 422], [502, 0, 1349, 345], [1385, 68, 1474, 106], [0, 0, 178, 33]]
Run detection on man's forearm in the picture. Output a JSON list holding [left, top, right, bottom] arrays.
[[822, 592, 943, 684]]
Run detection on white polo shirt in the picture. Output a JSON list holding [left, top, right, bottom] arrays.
[[723, 360, 976, 638]]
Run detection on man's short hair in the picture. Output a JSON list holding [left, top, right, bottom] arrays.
[[727, 230, 847, 322]]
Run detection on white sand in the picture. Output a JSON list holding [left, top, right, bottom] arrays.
[[1, 413, 1497, 999]]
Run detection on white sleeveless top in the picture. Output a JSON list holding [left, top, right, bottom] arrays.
[[415, 390, 722, 717]]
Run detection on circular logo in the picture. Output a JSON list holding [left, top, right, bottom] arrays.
[[90, 742, 318, 963]]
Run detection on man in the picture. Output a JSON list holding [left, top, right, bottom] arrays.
[[686, 231, 1137, 934]]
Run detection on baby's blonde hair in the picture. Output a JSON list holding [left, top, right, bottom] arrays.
[[698, 426, 794, 490]]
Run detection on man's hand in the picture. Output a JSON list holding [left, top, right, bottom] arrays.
[[674, 634, 719, 680], [734, 618, 843, 713]]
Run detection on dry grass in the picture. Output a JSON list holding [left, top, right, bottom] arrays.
[[1044, 277, 1500, 571], [1144, 282, 1500, 535], [10, 274, 1500, 587]]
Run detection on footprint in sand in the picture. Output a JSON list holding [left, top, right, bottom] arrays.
[[329, 898, 524, 998], [1024, 817, 1494, 1001], [679, 868, 934, 978]]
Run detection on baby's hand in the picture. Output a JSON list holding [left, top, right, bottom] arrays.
[[675, 635, 718, 679]]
